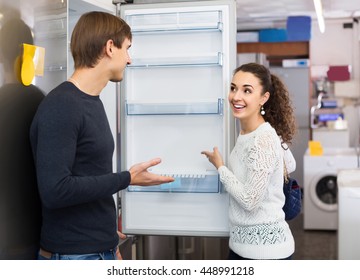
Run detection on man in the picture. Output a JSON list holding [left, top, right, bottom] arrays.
[[30, 11, 174, 260]]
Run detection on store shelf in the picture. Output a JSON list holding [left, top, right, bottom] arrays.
[[237, 41, 309, 66], [237, 41, 309, 57]]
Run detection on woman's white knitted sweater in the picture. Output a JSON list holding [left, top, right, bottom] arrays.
[[218, 122, 296, 259]]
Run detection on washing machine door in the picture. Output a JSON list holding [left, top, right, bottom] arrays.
[[310, 173, 338, 211]]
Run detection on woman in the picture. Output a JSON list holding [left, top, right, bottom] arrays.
[[202, 63, 297, 260]]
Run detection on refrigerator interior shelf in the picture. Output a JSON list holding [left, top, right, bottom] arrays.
[[126, 10, 223, 33], [130, 22, 223, 33], [126, 98, 224, 115], [128, 52, 223, 68], [128, 170, 220, 193], [44, 65, 67, 72]]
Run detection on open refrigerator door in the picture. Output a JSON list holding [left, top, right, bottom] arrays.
[[118, 0, 236, 237]]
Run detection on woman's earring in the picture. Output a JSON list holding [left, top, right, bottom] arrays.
[[260, 106, 265, 116]]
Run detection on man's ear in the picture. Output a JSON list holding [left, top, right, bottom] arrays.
[[105, 39, 114, 57]]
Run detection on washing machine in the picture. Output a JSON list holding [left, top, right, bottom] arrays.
[[303, 147, 359, 230]]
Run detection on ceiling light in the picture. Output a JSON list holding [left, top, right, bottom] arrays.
[[313, 0, 325, 33]]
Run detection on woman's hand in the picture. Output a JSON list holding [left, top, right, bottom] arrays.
[[201, 147, 224, 169]]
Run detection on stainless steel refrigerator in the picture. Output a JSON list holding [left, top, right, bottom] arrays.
[[117, 0, 237, 259], [0, 0, 116, 260], [270, 66, 311, 188], [0, 0, 67, 259]]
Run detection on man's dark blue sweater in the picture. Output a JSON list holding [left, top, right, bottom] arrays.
[[30, 82, 130, 254]]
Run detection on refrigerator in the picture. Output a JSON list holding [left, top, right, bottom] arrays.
[[0, 0, 117, 260], [0, 0, 67, 259], [117, 0, 237, 259], [270, 66, 311, 188]]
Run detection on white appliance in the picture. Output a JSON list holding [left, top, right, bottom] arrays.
[[237, 53, 268, 67], [270, 67, 310, 189], [118, 1, 237, 237], [337, 169, 360, 259], [303, 148, 359, 230], [312, 128, 350, 148]]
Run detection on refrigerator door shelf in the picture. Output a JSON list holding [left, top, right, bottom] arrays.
[[126, 10, 223, 33], [128, 170, 219, 193], [126, 98, 223, 115], [128, 52, 223, 68]]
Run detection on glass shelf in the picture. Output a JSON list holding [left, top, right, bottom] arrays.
[[128, 52, 223, 68], [128, 170, 220, 193], [44, 65, 67, 72], [126, 10, 223, 33], [126, 98, 223, 115]]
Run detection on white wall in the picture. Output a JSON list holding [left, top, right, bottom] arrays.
[[310, 18, 360, 80]]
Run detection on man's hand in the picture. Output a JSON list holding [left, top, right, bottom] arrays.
[[116, 231, 127, 260], [129, 158, 174, 186]]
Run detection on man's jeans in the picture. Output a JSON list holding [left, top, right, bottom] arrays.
[[38, 247, 118, 260]]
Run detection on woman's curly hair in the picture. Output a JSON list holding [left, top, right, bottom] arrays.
[[235, 63, 297, 146]]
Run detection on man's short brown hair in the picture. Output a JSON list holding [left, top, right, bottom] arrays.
[[70, 11, 132, 69]]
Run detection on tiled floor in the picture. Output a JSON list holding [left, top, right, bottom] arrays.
[[288, 213, 337, 260]]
